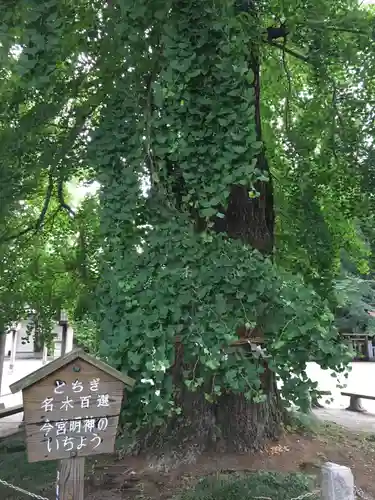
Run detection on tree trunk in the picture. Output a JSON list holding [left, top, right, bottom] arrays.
[[94, 1, 285, 456], [133, 8, 284, 456], [138, 342, 283, 454]]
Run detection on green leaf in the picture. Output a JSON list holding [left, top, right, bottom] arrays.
[[201, 207, 216, 218]]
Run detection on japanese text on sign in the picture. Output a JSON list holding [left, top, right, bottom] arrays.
[[38, 377, 113, 455]]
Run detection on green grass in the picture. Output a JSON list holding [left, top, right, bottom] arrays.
[[0, 432, 124, 499], [175, 471, 317, 500], [0, 434, 56, 499], [284, 410, 322, 435]]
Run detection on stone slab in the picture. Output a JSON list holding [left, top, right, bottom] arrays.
[[321, 462, 354, 500]]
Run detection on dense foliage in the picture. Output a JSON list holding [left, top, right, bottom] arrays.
[[335, 274, 375, 335], [0, 0, 375, 445]]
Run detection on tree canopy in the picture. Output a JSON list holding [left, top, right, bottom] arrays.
[[1, 0, 375, 450]]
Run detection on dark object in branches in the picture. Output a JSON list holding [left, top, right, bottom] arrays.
[[235, 0, 253, 12], [235, 0, 289, 42], [267, 26, 289, 41]]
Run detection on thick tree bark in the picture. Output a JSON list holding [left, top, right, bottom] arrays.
[[138, 343, 283, 454], [135, 6, 283, 456]]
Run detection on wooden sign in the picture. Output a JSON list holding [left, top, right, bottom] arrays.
[[10, 348, 135, 500]]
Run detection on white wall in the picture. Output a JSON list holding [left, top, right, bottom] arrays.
[[16, 321, 33, 353], [66, 325, 74, 352], [4, 328, 12, 356], [4, 321, 74, 358]]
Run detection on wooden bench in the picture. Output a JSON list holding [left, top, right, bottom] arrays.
[[0, 403, 23, 418], [341, 392, 375, 412]]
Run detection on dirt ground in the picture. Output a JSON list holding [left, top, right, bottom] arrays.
[[83, 422, 375, 500], [1, 420, 375, 499]]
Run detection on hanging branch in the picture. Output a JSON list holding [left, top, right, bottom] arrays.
[[144, 70, 157, 190], [267, 40, 310, 63], [0, 170, 54, 243], [281, 39, 293, 134], [77, 219, 89, 283], [57, 179, 76, 217], [55, 98, 101, 219], [0, 87, 100, 245], [299, 20, 368, 37], [331, 83, 339, 163], [36, 170, 54, 229]]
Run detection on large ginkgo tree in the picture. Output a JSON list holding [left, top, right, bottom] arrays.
[[0, 0, 374, 452]]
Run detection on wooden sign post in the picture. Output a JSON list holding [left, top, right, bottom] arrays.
[[10, 348, 135, 500]]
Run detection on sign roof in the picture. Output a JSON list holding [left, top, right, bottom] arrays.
[[10, 348, 135, 393]]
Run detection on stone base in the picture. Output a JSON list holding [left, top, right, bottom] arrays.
[[346, 396, 365, 413], [321, 462, 354, 500]]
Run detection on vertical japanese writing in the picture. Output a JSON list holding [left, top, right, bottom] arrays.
[[39, 377, 110, 455]]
